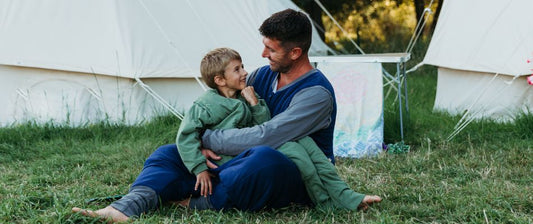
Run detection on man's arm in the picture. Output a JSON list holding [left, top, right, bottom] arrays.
[[202, 86, 333, 155]]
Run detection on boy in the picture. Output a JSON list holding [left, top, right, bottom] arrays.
[[179, 47, 380, 210]]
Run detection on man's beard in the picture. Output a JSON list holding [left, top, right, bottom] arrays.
[[270, 63, 291, 73]]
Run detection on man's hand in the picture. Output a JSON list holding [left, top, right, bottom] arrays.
[[201, 148, 221, 169], [195, 171, 213, 197]]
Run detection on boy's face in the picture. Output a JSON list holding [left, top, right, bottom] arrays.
[[221, 59, 247, 91]]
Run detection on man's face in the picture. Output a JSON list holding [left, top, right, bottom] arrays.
[[261, 37, 292, 73]]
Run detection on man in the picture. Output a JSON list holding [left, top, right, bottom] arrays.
[[72, 8, 380, 223], [201, 8, 381, 210]]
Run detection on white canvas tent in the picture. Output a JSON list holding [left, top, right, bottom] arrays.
[[0, 0, 332, 126], [423, 0, 533, 122]]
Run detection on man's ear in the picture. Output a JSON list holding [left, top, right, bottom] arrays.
[[214, 75, 226, 86], [289, 47, 303, 60]]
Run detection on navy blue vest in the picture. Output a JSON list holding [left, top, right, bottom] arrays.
[[252, 65, 337, 163]]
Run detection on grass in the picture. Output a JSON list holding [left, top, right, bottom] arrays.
[[1, 70, 532, 223], [2, 35, 532, 222]]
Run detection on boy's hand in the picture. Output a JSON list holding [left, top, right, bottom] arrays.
[[195, 171, 213, 197], [241, 86, 258, 106]]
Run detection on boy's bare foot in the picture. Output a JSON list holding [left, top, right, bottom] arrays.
[[72, 206, 129, 223], [169, 197, 190, 208], [357, 195, 382, 211]]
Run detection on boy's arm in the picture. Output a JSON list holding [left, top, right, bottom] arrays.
[[250, 98, 270, 125], [202, 86, 333, 154], [177, 104, 212, 175], [241, 86, 271, 125]]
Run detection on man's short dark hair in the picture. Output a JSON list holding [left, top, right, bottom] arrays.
[[259, 9, 312, 54]]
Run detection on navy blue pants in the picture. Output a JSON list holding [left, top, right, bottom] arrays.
[[131, 144, 311, 211]]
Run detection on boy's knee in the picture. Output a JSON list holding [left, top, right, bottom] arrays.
[[277, 142, 307, 159]]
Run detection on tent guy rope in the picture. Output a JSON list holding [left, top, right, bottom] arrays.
[[405, 1, 434, 54], [135, 77, 184, 120], [135, 0, 202, 120], [447, 73, 501, 141], [313, 0, 405, 101], [313, 0, 365, 55], [405, 0, 435, 74]]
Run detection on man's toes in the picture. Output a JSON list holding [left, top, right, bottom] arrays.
[[72, 207, 82, 213]]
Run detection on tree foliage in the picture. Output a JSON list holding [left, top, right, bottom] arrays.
[[292, 0, 441, 54]]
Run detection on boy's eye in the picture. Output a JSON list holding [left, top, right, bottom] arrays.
[[235, 64, 244, 72]]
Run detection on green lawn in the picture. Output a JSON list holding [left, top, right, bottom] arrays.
[[1, 69, 532, 223]]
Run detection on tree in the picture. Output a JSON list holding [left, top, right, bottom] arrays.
[[293, 0, 442, 40], [292, 0, 443, 53], [292, 0, 373, 42]]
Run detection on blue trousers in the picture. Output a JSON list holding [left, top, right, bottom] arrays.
[[131, 144, 311, 211]]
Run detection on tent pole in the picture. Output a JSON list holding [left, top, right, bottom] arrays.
[[397, 62, 404, 141]]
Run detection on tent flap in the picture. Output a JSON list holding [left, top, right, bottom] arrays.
[[423, 0, 533, 77]]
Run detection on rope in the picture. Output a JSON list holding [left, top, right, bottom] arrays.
[[135, 77, 184, 120], [313, 0, 365, 55], [136, 0, 193, 76], [136, 0, 207, 120], [194, 76, 208, 91], [309, 19, 338, 56], [16, 88, 29, 101], [185, 0, 219, 45], [404, 0, 435, 74], [313, 0, 407, 106], [405, 2, 434, 53], [406, 61, 424, 74], [89, 67, 104, 103], [446, 73, 500, 141]]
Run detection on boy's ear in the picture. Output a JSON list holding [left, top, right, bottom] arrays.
[[214, 75, 226, 86], [289, 47, 302, 60]]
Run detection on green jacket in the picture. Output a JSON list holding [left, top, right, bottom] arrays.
[[177, 89, 269, 175], [177, 89, 364, 210]]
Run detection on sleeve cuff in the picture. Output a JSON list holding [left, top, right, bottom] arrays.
[[192, 163, 209, 176], [201, 129, 213, 149]]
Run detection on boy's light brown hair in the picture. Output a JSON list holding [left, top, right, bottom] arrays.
[[200, 48, 242, 89]]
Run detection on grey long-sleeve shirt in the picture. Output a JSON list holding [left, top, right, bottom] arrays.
[[201, 68, 334, 156]]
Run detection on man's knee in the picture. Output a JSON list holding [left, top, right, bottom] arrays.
[[246, 145, 292, 164], [147, 144, 178, 161], [213, 145, 309, 210], [218, 145, 297, 185]]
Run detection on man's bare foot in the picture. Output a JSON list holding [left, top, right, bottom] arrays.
[[72, 206, 129, 223], [357, 195, 382, 211]]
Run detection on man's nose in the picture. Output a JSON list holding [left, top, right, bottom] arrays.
[[261, 48, 268, 58]]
